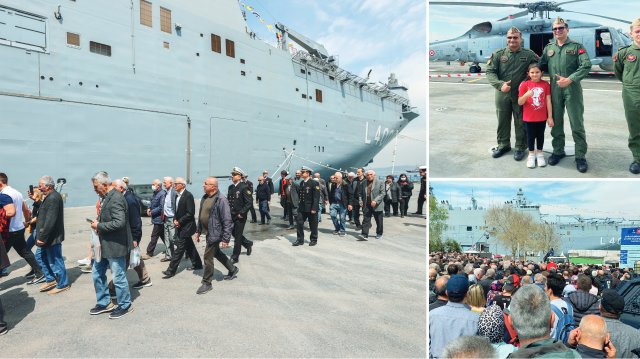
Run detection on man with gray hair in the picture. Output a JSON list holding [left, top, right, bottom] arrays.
[[328, 172, 352, 237], [143, 179, 167, 259], [356, 170, 385, 241], [508, 284, 580, 358], [441, 336, 497, 359], [478, 268, 495, 296], [534, 273, 546, 291], [160, 177, 178, 263]]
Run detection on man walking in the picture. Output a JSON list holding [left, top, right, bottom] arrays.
[[195, 177, 239, 294], [292, 167, 320, 246], [383, 175, 399, 217], [242, 175, 257, 223], [89, 172, 134, 319], [262, 171, 274, 195], [540, 16, 592, 172], [255, 176, 271, 225], [34, 175, 70, 294], [329, 172, 352, 237], [163, 177, 202, 278], [277, 170, 289, 220], [352, 168, 365, 230], [487, 26, 539, 161], [415, 166, 427, 215], [161, 177, 178, 263], [143, 179, 166, 259], [357, 170, 385, 241], [228, 168, 254, 263], [314, 174, 328, 223], [614, 18, 640, 174], [284, 175, 298, 230]]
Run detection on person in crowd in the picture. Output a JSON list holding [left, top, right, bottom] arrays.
[[534, 273, 546, 291], [465, 264, 477, 284], [293, 167, 320, 247], [284, 175, 298, 230], [314, 174, 328, 223], [546, 273, 575, 341], [430, 275, 449, 311], [494, 275, 516, 311], [477, 304, 518, 359], [429, 268, 438, 304], [486, 281, 503, 306], [163, 177, 202, 278], [160, 177, 177, 263], [0, 191, 12, 334], [564, 275, 600, 325], [467, 284, 486, 313], [277, 170, 289, 221], [24, 188, 44, 279], [356, 170, 385, 241], [429, 274, 480, 358], [293, 170, 302, 185], [478, 268, 495, 296], [522, 275, 534, 286], [328, 172, 352, 237], [0, 173, 44, 284], [383, 175, 399, 217], [122, 177, 133, 195], [598, 290, 640, 359], [143, 179, 166, 259], [397, 173, 414, 218], [262, 171, 274, 195], [351, 168, 365, 230], [255, 176, 271, 225], [547, 258, 558, 272], [440, 336, 497, 359], [32, 175, 70, 295], [89, 171, 134, 319], [227, 168, 254, 262], [566, 315, 616, 358], [111, 180, 151, 290], [242, 175, 257, 224], [346, 172, 356, 222], [414, 166, 427, 215], [195, 177, 239, 294]]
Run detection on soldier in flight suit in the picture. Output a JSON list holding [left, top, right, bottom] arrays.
[[539, 16, 592, 173], [228, 167, 254, 263], [292, 166, 320, 247], [487, 26, 539, 161], [614, 18, 640, 174], [414, 166, 427, 215]]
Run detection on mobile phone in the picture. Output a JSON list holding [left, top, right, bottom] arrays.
[[29, 185, 34, 195], [86, 218, 93, 223]]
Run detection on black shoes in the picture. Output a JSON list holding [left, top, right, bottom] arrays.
[[197, 283, 213, 294], [413, 212, 423, 215], [258, 223, 264, 225], [186, 266, 203, 271], [247, 245, 252, 256], [249, 220, 257, 223], [110, 305, 133, 319], [492, 147, 511, 158], [630, 161, 640, 174], [267, 219, 271, 225], [231, 258, 238, 264], [25, 269, 35, 278], [132, 279, 152, 289], [224, 266, 239, 280], [292, 240, 304, 246], [90, 302, 116, 315], [309, 241, 317, 246], [513, 150, 525, 161], [548, 152, 566, 166], [575, 158, 588, 173], [287, 225, 295, 230], [162, 270, 174, 278], [355, 226, 362, 231]]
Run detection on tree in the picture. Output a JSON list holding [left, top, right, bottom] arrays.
[[483, 204, 536, 258], [444, 238, 462, 253], [429, 235, 444, 253], [429, 194, 449, 249], [530, 222, 562, 255]]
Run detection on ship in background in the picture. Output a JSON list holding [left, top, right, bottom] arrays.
[[437, 187, 638, 255], [0, 0, 419, 207]]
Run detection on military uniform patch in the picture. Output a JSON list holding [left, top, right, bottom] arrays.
[[614, 54, 617, 62], [247, 190, 251, 194], [487, 60, 491, 65], [316, 186, 320, 190], [490, 53, 493, 59], [565, 49, 575, 55], [547, 49, 554, 57], [578, 49, 586, 54], [628, 53, 636, 62], [501, 55, 508, 62], [519, 57, 527, 62]]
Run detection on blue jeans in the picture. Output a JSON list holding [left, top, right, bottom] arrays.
[[259, 200, 271, 223], [39, 244, 69, 288], [26, 230, 36, 252], [330, 202, 347, 233], [92, 256, 130, 309], [318, 203, 323, 222]]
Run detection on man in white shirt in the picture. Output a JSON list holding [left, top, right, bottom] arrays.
[[0, 173, 44, 283], [161, 177, 177, 263]]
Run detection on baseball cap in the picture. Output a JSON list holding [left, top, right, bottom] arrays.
[[601, 289, 625, 315], [446, 274, 470, 299], [504, 275, 517, 292], [526, 270, 533, 275]]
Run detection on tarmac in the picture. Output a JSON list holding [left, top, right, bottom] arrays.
[[0, 196, 427, 357], [429, 62, 636, 178]]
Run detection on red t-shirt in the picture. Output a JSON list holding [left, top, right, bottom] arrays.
[[519, 79, 550, 122], [547, 262, 557, 272]]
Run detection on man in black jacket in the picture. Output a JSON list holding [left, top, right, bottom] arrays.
[[284, 175, 298, 230], [256, 176, 271, 225], [328, 172, 352, 237], [228, 168, 254, 263], [276, 170, 288, 220], [163, 177, 202, 278], [414, 166, 427, 215], [33, 175, 69, 294], [262, 171, 274, 194], [352, 168, 365, 230], [242, 175, 257, 223], [293, 167, 320, 246]]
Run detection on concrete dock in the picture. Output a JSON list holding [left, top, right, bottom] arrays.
[[429, 62, 635, 178], [1, 196, 426, 357]]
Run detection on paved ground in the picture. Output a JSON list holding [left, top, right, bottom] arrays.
[[1, 196, 426, 357], [429, 62, 636, 178]]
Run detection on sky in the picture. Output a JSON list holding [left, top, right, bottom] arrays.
[[430, 181, 640, 222], [237, 0, 427, 168]]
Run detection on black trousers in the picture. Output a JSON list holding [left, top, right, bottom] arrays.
[[525, 120, 546, 151], [297, 211, 318, 243], [286, 203, 295, 226], [167, 235, 202, 273], [399, 197, 411, 216], [249, 204, 257, 222], [231, 216, 253, 260], [416, 195, 426, 214], [5, 229, 43, 276], [384, 199, 398, 216], [361, 205, 383, 237], [0, 298, 5, 333], [353, 205, 362, 227]]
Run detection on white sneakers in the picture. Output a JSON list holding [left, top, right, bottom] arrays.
[[527, 152, 547, 168], [537, 152, 547, 167], [78, 257, 91, 266]]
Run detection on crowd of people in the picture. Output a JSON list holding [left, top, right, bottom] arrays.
[[0, 166, 426, 333], [429, 252, 640, 358]]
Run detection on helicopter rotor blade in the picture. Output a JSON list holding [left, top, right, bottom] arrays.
[[429, 2, 521, 8], [497, 10, 529, 21], [560, 10, 631, 24], [556, 0, 591, 6]]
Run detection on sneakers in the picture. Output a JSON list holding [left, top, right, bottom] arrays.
[[357, 234, 368, 241], [39, 280, 57, 292], [197, 283, 213, 294], [109, 305, 133, 319], [0, 326, 7, 336], [25, 269, 35, 278], [375, 234, 383, 239], [132, 279, 152, 289], [28, 274, 46, 286], [526, 153, 536, 168], [536, 152, 546, 167], [339, 232, 346, 237], [81, 266, 93, 273], [78, 257, 92, 266], [90, 302, 116, 315], [141, 254, 153, 260], [333, 231, 339, 235], [224, 266, 239, 280], [48, 285, 70, 295]]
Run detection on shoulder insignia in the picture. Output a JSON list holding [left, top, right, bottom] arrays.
[[490, 53, 493, 59], [316, 186, 320, 190], [614, 54, 617, 62], [628, 53, 636, 62], [620, 44, 631, 50], [487, 60, 491, 65], [572, 39, 577, 42], [578, 49, 586, 54], [247, 190, 251, 194]]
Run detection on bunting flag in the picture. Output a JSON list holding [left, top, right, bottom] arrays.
[[246, 6, 253, 10], [541, 204, 640, 218], [252, 10, 261, 18], [240, 3, 278, 37]]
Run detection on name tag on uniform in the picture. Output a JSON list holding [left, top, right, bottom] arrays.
[[236, 191, 240, 198], [565, 50, 575, 55], [519, 57, 527, 62]]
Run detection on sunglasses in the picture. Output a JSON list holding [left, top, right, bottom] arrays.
[[506, 36, 520, 40], [552, 26, 566, 31]]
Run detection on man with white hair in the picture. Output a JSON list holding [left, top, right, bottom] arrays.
[[441, 336, 497, 359], [161, 177, 178, 263], [143, 179, 167, 259], [328, 172, 353, 237], [352, 168, 365, 230], [346, 172, 356, 222], [356, 170, 385, 241]]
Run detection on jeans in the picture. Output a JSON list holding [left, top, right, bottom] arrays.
[[39, 244, 69, 288], [318, 203, 323, 222], [92, 256, 131, 309], [330, 202, 347, 233], [259, 200, 271, 224], [108, 253, 149, 297], [163, 217, 176, 260], [26, 230, 36, 252]]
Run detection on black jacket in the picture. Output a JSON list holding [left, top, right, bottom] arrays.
[[263, 177, 274, 194], [329, 180, 353, 206], [36, 189, 65, 247], [245, 180, 254, 194], [124, 191, 142, 243], [174, 189, 196, 238], [399, 181, 414, 197], [297, 178, 320, 212], [228, 182, 253, 217], [419, 174, 427, 196], [563, 291, 600, 325], [256, 182, 271, 201]]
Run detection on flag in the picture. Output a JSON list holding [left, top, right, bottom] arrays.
[[252, 10, 261, 18], [247, 6, 252, 10]]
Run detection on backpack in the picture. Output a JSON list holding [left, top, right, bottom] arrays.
[[503, 312, 520, 348], [552, 303, 576, 344]]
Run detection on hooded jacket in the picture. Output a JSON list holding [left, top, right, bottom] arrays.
[[563, 291, 600, 325]]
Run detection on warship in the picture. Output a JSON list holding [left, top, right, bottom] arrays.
[[434, 187, 638, 255], [0, 0, 419, 208]]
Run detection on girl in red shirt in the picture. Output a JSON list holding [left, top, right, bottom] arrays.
[[518, 63, 554, 168]]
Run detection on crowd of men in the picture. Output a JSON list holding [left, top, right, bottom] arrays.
[[0, 166, 426, 332], [429, 251, 640, 358]]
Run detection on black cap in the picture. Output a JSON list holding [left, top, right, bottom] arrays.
[[601, 289, 625, 315]]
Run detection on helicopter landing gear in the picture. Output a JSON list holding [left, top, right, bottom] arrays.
[[469, 64, 482, 73]]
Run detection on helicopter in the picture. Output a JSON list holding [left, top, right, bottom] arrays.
[[429, 1, 634, 73]]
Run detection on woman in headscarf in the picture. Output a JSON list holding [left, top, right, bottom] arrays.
[[478, 304, 517, 359]]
